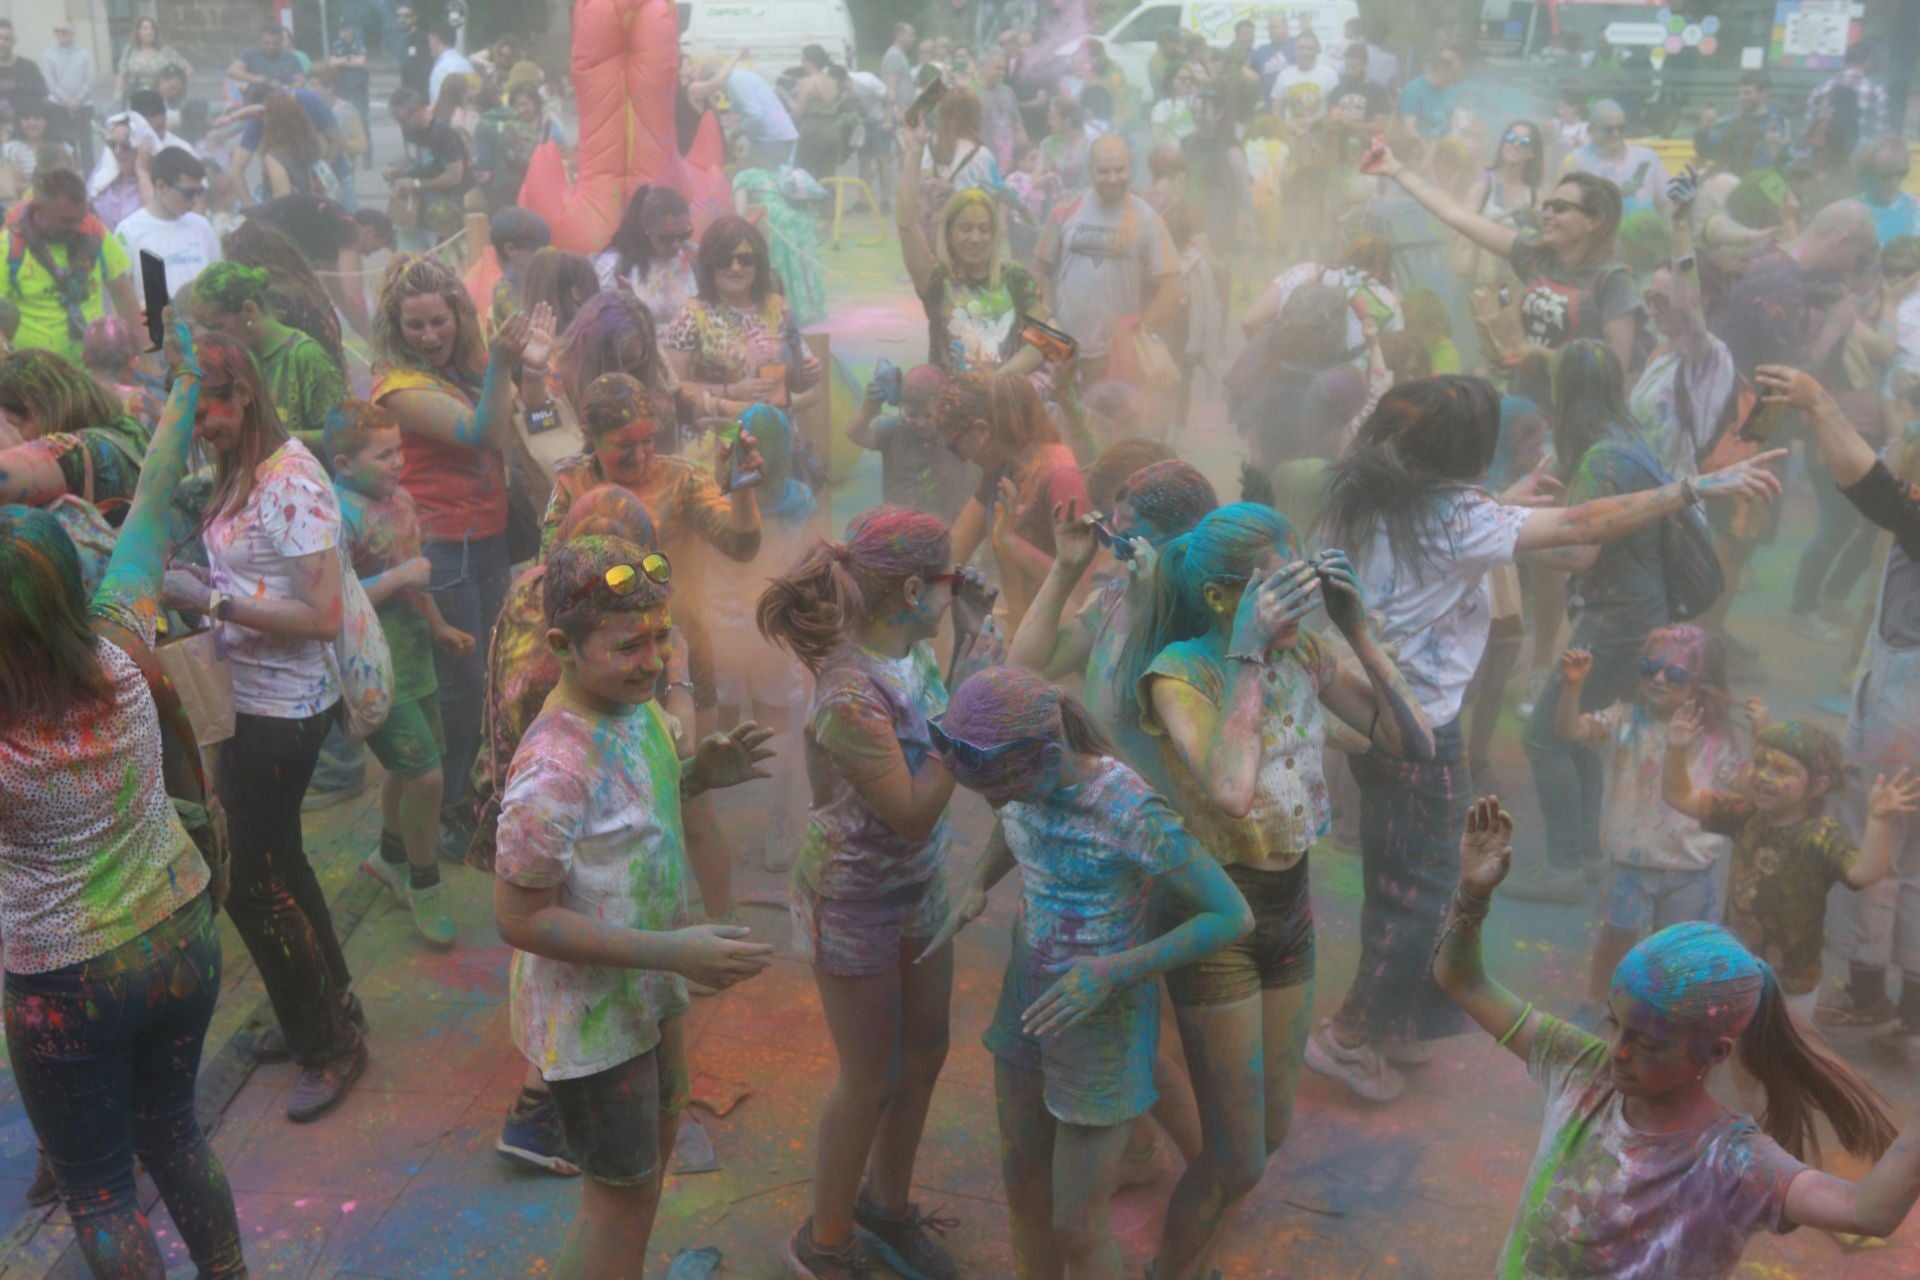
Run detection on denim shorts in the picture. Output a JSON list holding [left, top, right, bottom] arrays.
[[363, 695, 444, 781], [983, 925, 1157, 1128], [548, 1016, 689, 1187], [1168, 857, 1316, 1007], [789, 873, 949, 978], [1602, 864, 1719, 936]]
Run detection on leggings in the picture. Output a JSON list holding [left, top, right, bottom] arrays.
[[5, 895, 246, 1278], [425, 531, 512, 814], [218, 706, 353, 1067]]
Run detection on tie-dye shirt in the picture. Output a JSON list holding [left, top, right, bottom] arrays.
[[1501, 1015, 1807, 1279], [797, 643, 950, 901], [1141, 631, 1336, 864], [1700, 793, 1859, 996], [203, 440, 341, 719], [496, 694, 690, 1081], [1000, 757, 1199, 965]]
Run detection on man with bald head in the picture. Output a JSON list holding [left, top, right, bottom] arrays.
[[1561, 98, 1670, 219], [1034, 133, 1182, 385]]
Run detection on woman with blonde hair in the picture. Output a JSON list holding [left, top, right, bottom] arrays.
[[370, 253, 549, 851]]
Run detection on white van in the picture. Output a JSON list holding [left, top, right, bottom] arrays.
[[1057, 2, 1362, 94], [677, 0, 856, 72]]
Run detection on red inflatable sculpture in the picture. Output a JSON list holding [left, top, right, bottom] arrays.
[[519, 0, 732, 255]]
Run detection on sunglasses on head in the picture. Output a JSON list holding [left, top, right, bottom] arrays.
[[725, 251, 758, 270], [566, 552, 673, 605], [1541, 198, 1592, 216], [1638, 657, 1692, 684], [1503, 131, 1535, 147], [927, 720, 1050, 773]]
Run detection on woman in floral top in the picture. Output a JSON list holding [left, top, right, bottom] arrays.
[[664, 216, 822, 417], [116, 16, 192, 104]]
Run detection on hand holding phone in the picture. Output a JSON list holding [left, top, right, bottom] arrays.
[[139, 250, 170, 352]]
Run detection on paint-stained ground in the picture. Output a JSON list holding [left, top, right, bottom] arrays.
[[3, 223, 1918, 1279]]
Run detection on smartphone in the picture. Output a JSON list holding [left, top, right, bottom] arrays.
[[1018, 315, 1078, 365], [711, 418, 764, 494], [1736, 397, 1787, 445], [905, 75, 946, 129], [139, 250, 169, 352], [1087, 515, 1136, 562]]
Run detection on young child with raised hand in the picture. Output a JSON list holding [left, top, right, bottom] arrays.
[[492, 534, 778, 1280], [1435, 796, 1920, 1278], [1553, 626, 1743, 1019], [326, 399, 474, 947], [924, 666, 1252, 1280], [1663, 711, 1920, 1009]]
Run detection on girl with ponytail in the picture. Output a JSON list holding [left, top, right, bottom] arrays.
[[923, 666, 1253, 1280], [1438, 797, 1920, 1276], [756, 504, 995, 1280], [1122, 503, 1433, 1278]]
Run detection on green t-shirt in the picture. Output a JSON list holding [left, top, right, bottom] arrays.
[[259, 327, 349, 454], [335, 483, 437, 704], [0, 227, 132, 364]]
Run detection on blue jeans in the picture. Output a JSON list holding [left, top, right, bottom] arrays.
[[1523, 638, 1646, 872], [4, 895, 245, 1278], [1792, 453, 1877, 616], [425, 531, 512, 814]]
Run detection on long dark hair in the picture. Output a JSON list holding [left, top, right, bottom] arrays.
[[1317, 375, 1503, 577], [757, 505, 950, 672], [606, 184, 693, 281], [520, 248, 600, 337], [0, 504, 108, 722], [1551, 338, 1633, 482], [555, 291, 666, 408], [1553, 171, 1624, 267], [1490, 118, 1545, 189]]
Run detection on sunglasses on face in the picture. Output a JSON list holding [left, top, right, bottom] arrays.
[[927, 721, 1050, 774], [1503, 131, 1536, 147], [1541, 198, 1592, 216], [725, 252, 758, 270], [1638, 658, 1693, 684], [1594, 123, 1625, 135], [566, 552, 673, 605], [171, 183, 206, 199]]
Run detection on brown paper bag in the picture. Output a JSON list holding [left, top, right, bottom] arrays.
[[155, 629, 235, 747]]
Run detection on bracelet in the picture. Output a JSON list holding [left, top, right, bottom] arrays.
[[1679, 476, 1702, 506], [1496, 1001, 1535, 1047], [664, 680, 695, 694], [1226, 650, 1267, 666]]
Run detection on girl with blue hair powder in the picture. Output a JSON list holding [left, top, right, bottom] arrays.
[[1435, 796, 1920, 1279]]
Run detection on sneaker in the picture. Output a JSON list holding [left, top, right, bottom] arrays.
[[1797, 614, 1847, 644], [853, 1192, 960, 1280], [25, 1150, 57, 1207], [1501, 865, 1588, 905], [408, 881, 457, 948], [1382, 1039, 1435, 1068], [1813, 989, 1900, 1030], [286, 1034, 368, 1122], [359, 852, 408, 906], [496, 1092, 581, 1176], [783, 1220, 888, 1278], [252, 992, 367, 1065], [1303, 1020, 1405, 1102]]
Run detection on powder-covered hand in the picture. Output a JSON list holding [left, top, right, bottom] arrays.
[[915, 884, 986, 964], [1022, 955, 1120, 1038], [1228, 561, 1318, 656], [666, 923, 775, 990], [1458, 795, 1515, 897], [687, 722, 776, 794], [1694, 449, 1789, 503], [1314, 550, 1367, 641]]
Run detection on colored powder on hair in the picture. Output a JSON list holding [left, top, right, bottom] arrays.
[[1754, 720, 1846, 790], [1612, 921, 1766, 1039]]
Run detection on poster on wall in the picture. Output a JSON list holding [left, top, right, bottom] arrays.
[[1769, 0, 1861, 69]]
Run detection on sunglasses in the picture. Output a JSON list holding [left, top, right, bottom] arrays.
[[1088, 515, 1137, 561], [1541, 198, 1592, 216], [566, 552, 673, 605], [171, 183, 207, 199], [928, 721, 1050, 773], [1503, 131, 1536, 147], [724, 252, 759, 270], [1638, 658, 1693, 684]]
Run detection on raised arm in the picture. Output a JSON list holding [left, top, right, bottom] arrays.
[[1312, 551, 1435, 760], [1757, 365, 1877, 488], [896, 124, 939, 295], [1660, 702, 1711, 820], [1847, 770, 1920, 889], [1553, 649, 1605, 744], [1362, 137, 1520, 260], [1007, 501, 1100, 678], [94, 329, 202, 615], [1432, 796, 1543, 1062], [383, 308, 544, 451]]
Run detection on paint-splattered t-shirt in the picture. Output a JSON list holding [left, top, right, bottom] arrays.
[[203, 440, 341, 719], [1501, 1015, 1806, 1279], [797, 642, 951, 901], [1700, 792, 1859, 996], [1354, 488, 1529, 727], [1589, 704, 1739, 874], [1141, 632, 1335, 865], [496, 695, 690, 1081], [0, 591, 208, 974], [1075, 573, 1175, 800], [335, 483, 436, 705], [1000, 756, 1199, 965]]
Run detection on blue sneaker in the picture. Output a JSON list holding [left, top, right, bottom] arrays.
[[497, 1092, 581, 1176]]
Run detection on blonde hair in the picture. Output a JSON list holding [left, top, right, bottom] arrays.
[[371, 254, 487, 376], [936, 187, 1004, 289]]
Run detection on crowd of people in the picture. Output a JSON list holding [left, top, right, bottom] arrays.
[[8, 8, 1920, 1280]]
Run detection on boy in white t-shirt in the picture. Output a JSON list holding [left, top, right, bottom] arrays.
[[493, 535, 777, 1268], [113, 145, 221, 295]]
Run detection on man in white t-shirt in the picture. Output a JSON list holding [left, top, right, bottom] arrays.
[[426, 24, 474, 106], [1271, 32, 1340, 125], [115, 147, 222, 296]]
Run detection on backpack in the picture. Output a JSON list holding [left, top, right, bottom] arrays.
[[1225, 274, 1368, 447], [1592, 438, 1726, 622]]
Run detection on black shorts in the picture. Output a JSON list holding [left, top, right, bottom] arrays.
[[548, 1018, 689, 1186], [1167, 857, 1316, 1007]]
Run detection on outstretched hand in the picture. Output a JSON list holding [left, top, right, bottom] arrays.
[[1359, 134, 1401, 177], [1694, 449, 1789, 503], [1667, 700, 1705, 751], [1051, 498, 1099, 578], [689, 722, 776, 793], [1869, 768, 1920, 822], [1459, 795, 1515, 897], [1754, 365, 1830, 414], [1500, 455, 1564, 508]]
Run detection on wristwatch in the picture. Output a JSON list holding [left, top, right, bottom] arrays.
[[208, 589, 234, 622]]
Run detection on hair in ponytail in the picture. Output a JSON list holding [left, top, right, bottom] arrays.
[[1613, 923, 1897, 1164], [1736, 968, 1897, 1163], [945, 665, 1115, 759], [1117, 502, 1301, 729], [756, 505, 949, 672]]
